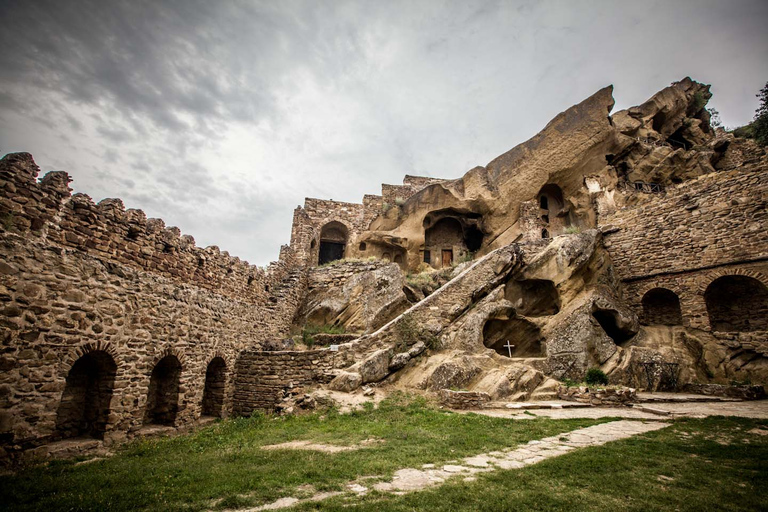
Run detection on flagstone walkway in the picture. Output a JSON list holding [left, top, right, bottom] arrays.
[[225, 419, 668, 511]]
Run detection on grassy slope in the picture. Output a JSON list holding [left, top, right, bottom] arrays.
[[305, 416, 768, 511], [1, 396, 606, 512]]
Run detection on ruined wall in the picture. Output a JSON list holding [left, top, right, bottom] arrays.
[[0, 153, 307, 461], [232, 350, 338, 415], [290, 176, 448, 267], [602, 167, 768, 281]]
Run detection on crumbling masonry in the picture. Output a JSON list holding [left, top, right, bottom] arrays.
[[1, 77, 766, 464]]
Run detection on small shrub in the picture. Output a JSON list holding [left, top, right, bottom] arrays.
[[585, 368, 609, 386], [382, 202, 392, 213], [562, 378, 579, 388], [394, 197, 405, 206], [564, 226, 581, 234], [395, 313, 442, 351], [691, 91, 707, 113], [456, 251, 475, 264]]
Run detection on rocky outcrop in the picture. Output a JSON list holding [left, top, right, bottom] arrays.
[[296, 260, 409, 333]]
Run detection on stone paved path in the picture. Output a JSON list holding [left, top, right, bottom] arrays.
[[225, 420, 668, 511]]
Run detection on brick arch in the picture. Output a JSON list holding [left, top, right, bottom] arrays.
[[58, 341, 120, 379], [148, 346, 187, 372], [318, 218, 353, 238], [696, 268, 768, 294], [203, 351, 234, 374], [633, 280, 686, 301]]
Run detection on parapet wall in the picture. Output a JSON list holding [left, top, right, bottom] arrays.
[[0, 152, 308, 462], [602, 166, 768, 281]]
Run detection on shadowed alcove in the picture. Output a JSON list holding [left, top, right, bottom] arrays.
[[145, 355, 182, 426], [55, 350, 117, 440]]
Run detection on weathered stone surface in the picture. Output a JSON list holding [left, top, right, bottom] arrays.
[[297, 261, 409, 333], [328, 371, 363, 392]]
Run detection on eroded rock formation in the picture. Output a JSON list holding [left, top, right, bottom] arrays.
[[1, 77, 767, 464]]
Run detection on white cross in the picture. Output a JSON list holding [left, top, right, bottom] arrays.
[[503, 341, 515, 358]]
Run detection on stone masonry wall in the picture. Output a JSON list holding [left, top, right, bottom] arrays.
[[0, 153, 308, 461], [232, 350, 338, 415], [601, 166, 768, 281]]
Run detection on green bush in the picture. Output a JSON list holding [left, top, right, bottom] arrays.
[[585, 368, 609, 386]]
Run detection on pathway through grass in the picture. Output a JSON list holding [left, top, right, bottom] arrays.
[[1, 395, 608, 512], [300, 416, 768, 511]]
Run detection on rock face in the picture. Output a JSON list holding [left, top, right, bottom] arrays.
[[296, 260, 409, 333], [294, 77, 767, 402], [2, 77, 767, 463]]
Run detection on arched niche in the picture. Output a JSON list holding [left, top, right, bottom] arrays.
[[318, 221, 348, 265], [55, 350, 117, 440], [201, 357, 226, 418], [145, 355, 182, 426], [705, 275, 768, 332], [641, 288, 683, 326]]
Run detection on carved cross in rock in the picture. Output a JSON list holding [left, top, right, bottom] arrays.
[[503, 341, 515, 358]]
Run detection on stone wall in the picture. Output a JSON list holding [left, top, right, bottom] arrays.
[[0, 153, 309, 462], [602, 167, 768, 281], [289, 175, 448, 267], [232, 349, 338, 415]]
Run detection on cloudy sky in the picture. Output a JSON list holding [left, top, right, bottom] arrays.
[[1, 0, 766, 265]]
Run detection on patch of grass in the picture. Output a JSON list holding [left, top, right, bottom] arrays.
[[564, 226, 581, 234], [0, 395, 607, 512], [313, 416, 768, 511], [301, 323, 346, 347]]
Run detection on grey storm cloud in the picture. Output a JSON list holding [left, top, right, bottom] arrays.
[[0, 0, 766, 264]]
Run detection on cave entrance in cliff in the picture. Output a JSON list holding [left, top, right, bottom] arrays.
[[667, 126, 693, 150], [641, 288, 683, 326], [483, 317, 545, 358], [592, 309, 636, 346], [705, 276, 768, 332], [201, 357, 227, 418], [537, 184, 565, 237], [55, 351, 117, 440], [145, 355, 182, 426], [318, 222, 348, 265]]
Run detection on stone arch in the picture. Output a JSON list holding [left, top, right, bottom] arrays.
[[537, 184, 571, 236], [318, 221, 349, 265], [145, 354, 183, 425], [58, 341, 120, 379], [641, 288, 683, 326], [704, 275, 768, 332], [201, 356, 227, 418], [55, 350, 117, 440]]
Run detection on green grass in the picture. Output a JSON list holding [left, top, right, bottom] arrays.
[[301, 323, 347, 347], [302, 416, 768, 511], [0, 395, 606, 511]]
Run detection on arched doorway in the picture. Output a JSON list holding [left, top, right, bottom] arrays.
[[705, 275, 768, 332], [55, 350, 117, 440], [318, 221, 348, 265], [537, 184, 568, 237], [145, 355, 182, 425], [201, 357, 226, 418], [641, 288, 683, 325], [425, 217, 463, 268]]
